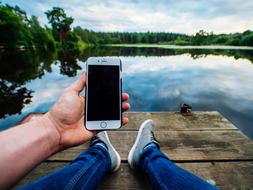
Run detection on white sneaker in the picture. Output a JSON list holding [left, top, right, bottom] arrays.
[[128, 119, 159, 169], [90, 131, 121, 172]]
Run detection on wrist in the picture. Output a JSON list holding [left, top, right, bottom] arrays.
[[40, 113, 61, 154]]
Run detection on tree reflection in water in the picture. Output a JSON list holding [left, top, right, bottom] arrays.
[[0, 80, 32, 118], [78, 46, 253, 63], [58, 48, 81, 77], [0, 47, 84, 118], [1, 46, 253, 119], [0, 48, 55, 118]]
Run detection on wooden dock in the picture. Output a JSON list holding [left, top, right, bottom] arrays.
[[15, 112, 253, 189]]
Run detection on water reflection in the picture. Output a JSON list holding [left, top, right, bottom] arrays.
[[0, 48, 54, 118], [0, 80, 32, 118], [0, 47, 82, 118], [80, 46, 253, 63], [58, 48, 81, 77], [0, 47, 253, 140]]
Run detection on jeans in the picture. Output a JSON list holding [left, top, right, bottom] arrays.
[[140, 144, 218, 190], [20, 144, 218, 190]]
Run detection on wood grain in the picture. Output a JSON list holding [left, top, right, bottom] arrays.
[[123, 112, 237, 131], [48, 130, 253, 161], [13, 112, 253, 190]]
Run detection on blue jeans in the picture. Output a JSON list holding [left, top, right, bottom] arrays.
[[20, 144, 218, 190], [140, 144, 218, 190]]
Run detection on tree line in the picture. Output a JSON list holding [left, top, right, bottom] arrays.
[[74, 28, 253, 46], [1, 3, 253, 50]]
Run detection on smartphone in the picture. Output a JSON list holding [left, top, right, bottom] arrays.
[[85, 57, 122, 130]]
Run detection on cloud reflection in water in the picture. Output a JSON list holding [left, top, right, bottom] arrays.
[[0, 54, 253, 139]]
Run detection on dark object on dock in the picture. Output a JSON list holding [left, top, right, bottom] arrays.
[[180, 104, 192, 116]]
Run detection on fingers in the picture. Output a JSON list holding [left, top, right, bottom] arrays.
[[122, 102, 130, 112], [122, 93, 130, 126], [67, 72, 86, 93], [122, 93, 129, 102], [122, 93, 130, 111], [122, 117, 129, 126]]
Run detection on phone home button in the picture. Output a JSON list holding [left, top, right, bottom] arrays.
[[100, 122, 107, 128]]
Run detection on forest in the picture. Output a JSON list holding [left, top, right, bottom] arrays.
[[1, 3, 253, 50]]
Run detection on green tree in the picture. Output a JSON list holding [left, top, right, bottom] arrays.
[[191, 30, 209, 45], [241, 30, 253, 46], [0, 4, 33, 47], [45, 7, 74, 44], [29, 16, 55, 51]]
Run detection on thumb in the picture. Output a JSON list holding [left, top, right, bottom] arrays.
[[67, 72, 86, 93]]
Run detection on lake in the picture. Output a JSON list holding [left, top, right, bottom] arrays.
[[0, 46, 253, 139]]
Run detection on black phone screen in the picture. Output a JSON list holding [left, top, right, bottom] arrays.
[[87, 65, 120, 121]]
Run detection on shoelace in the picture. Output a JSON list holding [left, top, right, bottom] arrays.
[[150, 131, 159, 144], [150, 131, 155, 141]]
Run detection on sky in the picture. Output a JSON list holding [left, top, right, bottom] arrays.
[[2, 0, 253, 34]]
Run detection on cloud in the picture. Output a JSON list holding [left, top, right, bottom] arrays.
[[2, 0, 253, 34]]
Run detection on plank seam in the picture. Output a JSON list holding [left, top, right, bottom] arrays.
[[45, 159, 253, 163], [115, 159, 253, 163], [114, 130, 240, 133], [119, 129, 238, 131]]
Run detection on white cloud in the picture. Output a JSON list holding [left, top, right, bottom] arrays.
[[3, 0, 253, 34]]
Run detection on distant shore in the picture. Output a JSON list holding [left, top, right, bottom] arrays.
[[106, 44, 253, 50]]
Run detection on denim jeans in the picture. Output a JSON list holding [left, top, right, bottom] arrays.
[[20, 145, 111, 190], [20, 144, 218, 190], [139, 144, 218, 190]]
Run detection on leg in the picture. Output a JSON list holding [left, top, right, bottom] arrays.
[[20, 131, 120, 190], [20, 144, 111, 190], [128, 120, 218, 190], [140, 144, 218, 190]]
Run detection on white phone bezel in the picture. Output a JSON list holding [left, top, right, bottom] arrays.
[[85, 57, 122, 130]]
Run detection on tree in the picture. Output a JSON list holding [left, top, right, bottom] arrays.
[[45, 7, 74, 44], [241, 30, 253, 46], [191, 30, 209, 45], [0, 4, 33, 47], [29, 16, 55, 50]]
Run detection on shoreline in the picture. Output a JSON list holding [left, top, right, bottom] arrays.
[[106, 44, 253, 50]]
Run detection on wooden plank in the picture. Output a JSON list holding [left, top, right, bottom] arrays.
[[177, 162, 253, 190], [13, 112, 253, 190], [154, 130, 253, 161], [48, 131, 253, 161], [15, 162, 253, 190], [123, 112, 237, 131], [20, 112, 236, 131]]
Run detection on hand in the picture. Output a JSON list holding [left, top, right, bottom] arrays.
[[46, 72, 130, 149]]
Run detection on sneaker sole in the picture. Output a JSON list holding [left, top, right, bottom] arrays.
[[104, 132, 121, 172], [128, 119, 153, 169]]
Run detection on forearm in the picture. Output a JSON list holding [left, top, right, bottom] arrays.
[[0, 114, 60, 190]]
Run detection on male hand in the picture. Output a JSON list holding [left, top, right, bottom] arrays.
[[46, 72, 130, 149]]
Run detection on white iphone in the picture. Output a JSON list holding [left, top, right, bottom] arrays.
[[85, 57, 122, 130]]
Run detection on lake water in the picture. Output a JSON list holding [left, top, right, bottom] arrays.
[[0, 46, 253, 139]]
